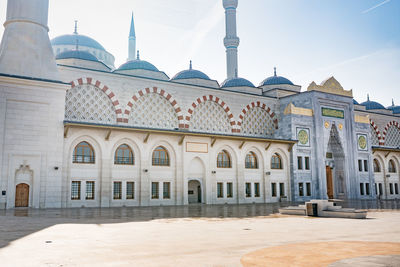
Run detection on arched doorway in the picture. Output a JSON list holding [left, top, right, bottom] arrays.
[[15, 183, 29, 207], [188, 180, 201, 204], [326, 123, 346, 199]]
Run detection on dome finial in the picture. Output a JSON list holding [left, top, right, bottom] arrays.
[[74, 20, 78, 34], [367, 94, 370, 101], [189, 60, 192, 70], [235, 68, 238, 78], [274, 67, 277, 76], [136, 50, 140, 60], [392, 98, 395, 106]]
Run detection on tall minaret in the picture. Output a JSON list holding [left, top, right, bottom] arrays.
[[128, 13, 136, 61], [0, 0, 59, 80], [223, 0, 240, 79]]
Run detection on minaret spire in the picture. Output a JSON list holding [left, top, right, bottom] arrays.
[[223, 0, 240, 79], [128, 12, 136, 61]]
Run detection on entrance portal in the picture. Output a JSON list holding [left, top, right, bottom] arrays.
[[188, 180, 201, 204], [326, 166, 334, 199], [15, 183, 29, 207]]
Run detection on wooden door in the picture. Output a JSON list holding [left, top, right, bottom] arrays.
[[15, 183, 29, 207], [326, 166, 333, 199]]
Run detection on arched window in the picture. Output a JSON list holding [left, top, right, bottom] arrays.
[[245, 152, 258, 169], [73, 141, 95, 163], [152, 146, 169, 166], [114, 144, 134, 165], [373, 159, 381, 173], [217, 150, 231, 168], [271, 153, 282, 169], [389, 159, 396, 173]]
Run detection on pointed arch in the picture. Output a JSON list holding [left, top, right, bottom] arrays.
[[186, 95, 235, 133], [382, 121, 400, 147], [68, 77, 122, 122], [237, 101, 278, 135], [124, 87, 184, 128], [369, 120, 383, 146]]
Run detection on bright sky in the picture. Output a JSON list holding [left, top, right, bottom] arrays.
[[0, 0, 399, 106]]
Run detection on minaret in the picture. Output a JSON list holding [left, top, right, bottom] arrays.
[[223, 0, 240, 79], [0, 0, 59, 80], [128, 13, 136, 61]]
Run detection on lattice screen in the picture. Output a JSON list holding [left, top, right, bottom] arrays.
[[370, 125, 380, 146], [189, 101, 231, 134], [385, 125, 400, 147], [65, 84, 116, 124], [241, 107, 275, 136], [128, 93, 178, 129]]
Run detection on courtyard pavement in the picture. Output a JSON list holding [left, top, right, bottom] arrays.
[[0, 200, 399, 266]]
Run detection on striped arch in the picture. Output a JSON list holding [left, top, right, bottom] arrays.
[[237, 101, 278, 133], [186, 95, 236, 132], [124, 87, 184, 128], [382, 120, 400, 145], [370, 120, 384, 146], [70, 77, 123, 122]]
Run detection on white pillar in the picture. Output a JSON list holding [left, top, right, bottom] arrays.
[[0, 0, 59, 80], [223, 0, 240, 79]]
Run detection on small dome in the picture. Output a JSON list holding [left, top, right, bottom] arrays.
[[353, 99, 359, 105], [360, 95, 386, 110], [51, 34, 105, 51], [56, 50, 98, 62], [260, 68, 293, 86], [387, 100, 400, 114], [117, 59, 159, 72], [172, 61, 210, 80], [221, 77, 255, 88]]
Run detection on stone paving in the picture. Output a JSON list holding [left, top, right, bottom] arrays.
[[0, 200, 399, 266]]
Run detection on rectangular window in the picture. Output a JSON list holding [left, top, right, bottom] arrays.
[[378, 183, 383, 196], [366, 183, 370, 195], [297, 156, 303, 170], [85, 181, 95, 200], [217, 182, 224, 198], [227, 182, 233, 198], [306, 182, 311, 196], [298, 183, 304, 197], [152, 182, 159, 199], [71, 181, 81, 200], [126, 182, 135, 199], [163, 182, 171, 199], [395, 184, 399, 195], [360, 183, 364, 195], [271, 183, 277, 197], [390, 183, 394, 194], [245, 182, 251, 197], [375, 183, 378, 195], [364, 160, 368, 172], [254, 183, 260, 197], [305, 157, 310, 170], [113, 182, 122, 200], [358, 160, 363, 172], [279, 183, 285, 197]]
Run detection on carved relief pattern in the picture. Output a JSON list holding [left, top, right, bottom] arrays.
[[128, 93, 178, 129], [370, 125, 380, 146], [65, 84, 116, 124], [384, 125, 400, 147], [189, 101, 231, 133], [241, 107, 275, 136]]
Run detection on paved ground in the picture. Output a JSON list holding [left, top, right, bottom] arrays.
[[0, 201, 399, 267]]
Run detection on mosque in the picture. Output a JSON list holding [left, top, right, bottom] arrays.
[[0, 0, 399, 209]]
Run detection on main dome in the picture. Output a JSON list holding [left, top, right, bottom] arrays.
[[260, 68, 293, 86], [56, 50, 98, 62], [51, 34, 105, 51], [360, 96, 386, 110], [117, 59, 159, 72], [221, 77, 255, 88]]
